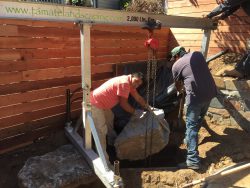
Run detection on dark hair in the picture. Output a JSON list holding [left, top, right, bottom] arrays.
[[131, 72, 144, 80]]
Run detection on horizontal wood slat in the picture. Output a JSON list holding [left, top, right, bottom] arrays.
[[0, 92, 82, 118], [0, 37, 79, 49], [0, 58, 80, 73], [0, 103, 81, 139], [0, 66, 81, 85], [0, 109, 81, 154], [0, 83, 81, 107], [0, 103, 81, 130], [0, 76, 81, 95], [0, 48, 81, 61], [92, 39, 168, 48], [0, 25, 79, 37]]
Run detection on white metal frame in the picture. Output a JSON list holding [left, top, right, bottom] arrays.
[[0, 1, 217, 187]]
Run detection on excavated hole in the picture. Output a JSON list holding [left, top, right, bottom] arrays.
[[108, 125, 186, 169]]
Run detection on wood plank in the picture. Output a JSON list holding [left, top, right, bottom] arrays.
[[0, 105, 82, 139], [172, 32, 250, 41], [0, 83, 81, 107], [215, 25, 250, 33], [92, 79, 108, 89], [0, 102, 81, 130], [92, 72, 114, 81], [173, 40, 247, 48], [92, 39, 168, 48], [92, 64, 114, 74], [92, 55, 121, 64], [0, 25, 79, 37], [168, 3, 219, 14], [0, 66, 81, 85], [0, 37, 79, 49], [0, 123, 63, 154], [0, 58, 80, 73], [92, 52, 167, 65], [0, 76, 81, 95], [168, 4, 248, 16], [92, 24, 169, 33], [92, 47, 168, 56], [0, 92, 82, 118], [0, 48, 81, 61], [91, 30, 169, 40], [219, 16, 250, 26], [169, 8, 247, 17], [168, 0, 216, 8]]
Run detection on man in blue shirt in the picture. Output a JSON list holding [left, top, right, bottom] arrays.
[[171, 46, 217, 170]]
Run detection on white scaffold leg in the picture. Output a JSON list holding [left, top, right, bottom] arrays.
[[65, 110, 123, 188]]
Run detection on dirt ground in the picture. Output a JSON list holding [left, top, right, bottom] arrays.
[[1, 53, 250, 188], [1, 119, 249, 188]]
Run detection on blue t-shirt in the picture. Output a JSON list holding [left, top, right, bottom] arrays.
[[172, 52, 217, 105]]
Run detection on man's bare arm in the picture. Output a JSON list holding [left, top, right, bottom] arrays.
[[175, 80, 184, 93], [130, 90, 148, 110], [119, 96, 135, 114]]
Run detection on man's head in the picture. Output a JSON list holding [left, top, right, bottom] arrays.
[[170, 46, 186, 62], [131, 72, 144, 88]]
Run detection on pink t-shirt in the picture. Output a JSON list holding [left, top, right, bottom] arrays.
[[90, 75, 136, 109]]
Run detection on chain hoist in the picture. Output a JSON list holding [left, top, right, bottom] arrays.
[[142, 20, 161, 166]]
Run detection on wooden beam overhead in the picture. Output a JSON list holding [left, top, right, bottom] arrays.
[[0, 1, 217, 29]]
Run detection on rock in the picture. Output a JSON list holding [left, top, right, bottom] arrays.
[[213, 77, 226, 89], [18, 145, 96, 188], [225, 79, 250, 91], [210, 97, 225, 109], [114, 109, 170, 160]]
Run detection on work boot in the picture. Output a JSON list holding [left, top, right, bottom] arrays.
[[178, 162, 200, 170]]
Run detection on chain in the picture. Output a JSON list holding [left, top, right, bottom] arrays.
[[152, 50, 157, 109], [148, 49, 157, 166], [144, 48, 152, 165]]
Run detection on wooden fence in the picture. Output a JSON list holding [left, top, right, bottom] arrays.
[[0, 19, 170, 154], [168, 0, 250, 56]]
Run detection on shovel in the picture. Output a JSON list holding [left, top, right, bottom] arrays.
[[182, 162, 250, 188]]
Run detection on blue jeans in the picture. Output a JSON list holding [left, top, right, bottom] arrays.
[[185, 101, 211, 166]]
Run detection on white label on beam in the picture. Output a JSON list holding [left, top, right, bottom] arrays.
[[0, 1, 215, 29]]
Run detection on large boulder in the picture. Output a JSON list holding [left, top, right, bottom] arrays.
[[18, 145, 96, 188], [114, 109, 170, 160]]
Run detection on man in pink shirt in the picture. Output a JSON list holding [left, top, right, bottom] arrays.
[[90, 72, 148, 163]]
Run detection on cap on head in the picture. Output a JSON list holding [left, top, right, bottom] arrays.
[[170, 46, 186, 61], [171, 46, 185, 57]]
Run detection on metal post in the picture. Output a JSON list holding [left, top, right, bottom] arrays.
[[201, 29, 211, 59], [80, 23, 92, 149], [79, 21, 110, 171]]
